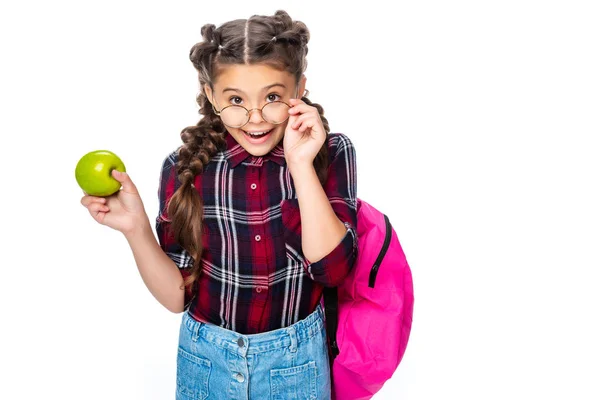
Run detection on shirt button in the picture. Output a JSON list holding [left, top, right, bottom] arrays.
[[237, 337, 244, 347], [250, 183, 257, 190], [255, 234, 261, 241], [256, 287, 262, 293], [235, 373, 245, 383]]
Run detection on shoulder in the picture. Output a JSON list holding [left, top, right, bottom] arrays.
[[157, 147, 184, 200], [160, 146, 183, 172], [327, 132, 356, 159], [158, 147, 184, 192]]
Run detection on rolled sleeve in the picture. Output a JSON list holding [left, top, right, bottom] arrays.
[[302, 133, 359, 287], [155, 151, 195, 309]]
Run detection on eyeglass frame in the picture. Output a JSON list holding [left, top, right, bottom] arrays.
[[211, 85, 301, 128]]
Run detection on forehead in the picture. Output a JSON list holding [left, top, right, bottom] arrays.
[[213, 64, 295, 93]]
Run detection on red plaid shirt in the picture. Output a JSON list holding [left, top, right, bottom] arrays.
[[156, 132, 358, 334]]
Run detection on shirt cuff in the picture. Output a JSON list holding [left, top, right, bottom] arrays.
[[302, 221, 358, 287]]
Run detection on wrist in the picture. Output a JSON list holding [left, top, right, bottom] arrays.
[[124, 214, 152, 242], [288, 160, 314, 175]]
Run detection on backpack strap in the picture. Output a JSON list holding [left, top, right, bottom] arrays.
[[323, 286, 340, 361]]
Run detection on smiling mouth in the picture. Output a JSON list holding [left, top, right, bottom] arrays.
[[242, 128, 274, 138]]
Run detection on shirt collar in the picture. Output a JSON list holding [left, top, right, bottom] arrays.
[[224, 131, 286, 168]]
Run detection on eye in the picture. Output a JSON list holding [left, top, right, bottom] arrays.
[[229, 96, 243, 105], [266, 93, 281, 102]]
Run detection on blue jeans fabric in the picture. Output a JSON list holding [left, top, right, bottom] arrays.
[[176, 303, 331, 400]]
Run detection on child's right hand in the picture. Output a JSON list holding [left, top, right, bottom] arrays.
[[80, 169, 149, 237]]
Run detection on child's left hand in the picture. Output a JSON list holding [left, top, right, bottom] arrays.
[[283, 98, 326, 167]]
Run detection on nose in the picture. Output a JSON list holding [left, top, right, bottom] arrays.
[[247, 108, 265, 124]]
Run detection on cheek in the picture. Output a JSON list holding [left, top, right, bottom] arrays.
[[274, 124, 287, 138], [225, 127, 237, 136], [230, 127, 246, 138]]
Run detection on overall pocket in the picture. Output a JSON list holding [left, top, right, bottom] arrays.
[[176, 346, 211, 400], [270, 360, 317, 400]]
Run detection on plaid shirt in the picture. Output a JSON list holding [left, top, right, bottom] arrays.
[[156, 132, 358, 334]]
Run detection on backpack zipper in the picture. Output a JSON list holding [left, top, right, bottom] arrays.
[[368, 214, 392, 288]]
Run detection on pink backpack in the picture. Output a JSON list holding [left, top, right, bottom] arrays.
[[321, 198, 414, 400]]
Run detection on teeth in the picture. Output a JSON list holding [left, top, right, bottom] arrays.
[[246, 130, 269, 136]]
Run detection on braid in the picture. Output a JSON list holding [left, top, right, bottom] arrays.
[[166, 86, 226, 304]]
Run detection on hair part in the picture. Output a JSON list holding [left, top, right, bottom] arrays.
[[167, 10, 331, 307]]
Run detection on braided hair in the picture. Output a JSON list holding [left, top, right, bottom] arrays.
[[167, 10, 331, 303]]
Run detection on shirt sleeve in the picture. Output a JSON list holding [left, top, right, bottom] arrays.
[[302, 133, 358, 287], [155, 151, 195, 310]]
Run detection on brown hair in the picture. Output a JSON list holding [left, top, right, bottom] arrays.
[[167, 10, 331, 305]]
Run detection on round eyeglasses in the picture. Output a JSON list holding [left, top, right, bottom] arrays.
[[212, 100, 292, 128]]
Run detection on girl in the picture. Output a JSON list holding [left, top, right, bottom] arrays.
[[81, 10, 358, 400]]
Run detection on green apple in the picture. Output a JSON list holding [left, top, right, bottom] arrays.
[[75, 150, 126, 196]]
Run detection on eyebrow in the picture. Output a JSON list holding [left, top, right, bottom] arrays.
[[222, 83, 287, 94]]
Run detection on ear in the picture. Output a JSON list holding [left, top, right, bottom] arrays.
[[203, 84, 214, 106], [298, 74, 307, 98]]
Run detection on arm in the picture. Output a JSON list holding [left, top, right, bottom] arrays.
[[290, 164, 348, 261], [120, 151, 193, 314], [289, 133, 358, 287], [124, 223, 186, 313]]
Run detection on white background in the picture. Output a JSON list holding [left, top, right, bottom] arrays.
[[1, 0, 599, 399]]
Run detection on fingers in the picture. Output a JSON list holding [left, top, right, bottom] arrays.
[[81, 191, 107, 207], [80, 190, 110, 223], [87, 201, 110, 214], [290, 113, 313, 130], [288, 98, 313, 115]]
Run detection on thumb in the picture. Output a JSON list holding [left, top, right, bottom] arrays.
[[112, 169, 136, 191]]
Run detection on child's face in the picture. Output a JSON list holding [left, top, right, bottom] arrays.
[[204, 64, 306, 157]]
